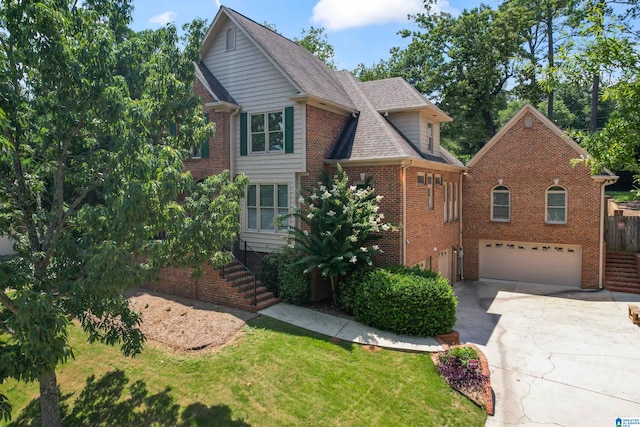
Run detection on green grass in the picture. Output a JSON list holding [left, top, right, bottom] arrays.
[[1, 317, 485, 426], [607, 190, 639, 202]]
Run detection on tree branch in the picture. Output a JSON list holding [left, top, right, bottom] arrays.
[[0, 291, 18, 315]]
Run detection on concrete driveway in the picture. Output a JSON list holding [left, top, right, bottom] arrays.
[[453, 280, 640, 426]]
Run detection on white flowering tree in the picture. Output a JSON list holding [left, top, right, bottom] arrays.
[[283, 164, 397, 306]]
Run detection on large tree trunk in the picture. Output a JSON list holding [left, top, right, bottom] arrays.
[[39, 371, 61, 427], [481, 109, 497, 137], [546, 6, 554, 121]]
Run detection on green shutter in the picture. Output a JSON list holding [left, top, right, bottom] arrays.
[[240, 112, 248, 156], [284, 106, 294, 153], [202, 114, 209, 158], [169, 122, 176, 136]]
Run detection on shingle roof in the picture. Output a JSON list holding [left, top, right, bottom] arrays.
[[360, 78, 451, 121], [328, 71, 463, 168], [195, 61, 236, 104], [222, 7, 356, 111]]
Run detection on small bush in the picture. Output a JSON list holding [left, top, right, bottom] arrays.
[[260, 250, 310, 304], [261, 253, 284, 297], [279, 262, 310, 304], [353, 268, 457, 336]]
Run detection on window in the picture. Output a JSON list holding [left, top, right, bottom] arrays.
[[427, 174, 433, 210], [174, 115, 209, 159], [546, 186, 567, 223], [250, 111, 284, 153], [491, 185, 510, 221], [443, 182, 448, 223], [427, 122, 434, 152], [190, 145, 202, 159], [247, 184, 288, 231], [435, 174, 442, 185], [454, 183, 459, 220], [448, 182, 453, 221], [226, 27, 236, 51], [417, 172, 425, 185]]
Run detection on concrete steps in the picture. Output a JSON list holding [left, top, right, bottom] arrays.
[[605, 251, 640, 294]]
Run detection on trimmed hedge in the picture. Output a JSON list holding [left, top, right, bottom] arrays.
[[260, 250, 309, 305], [354, 268, 457, 337], [338, 266, 373, 315]]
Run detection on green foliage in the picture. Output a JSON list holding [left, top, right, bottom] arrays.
[[284, 164, 397, 304], [337, 265, 374, 315], [0, 1, 247, 423], [278, 261, 310, 305], [446, 346, 479, 364], [260, 251, 310, 304], [294, 26, 336, 69], [385, 264, 440, 280], [354, 269, 457, 337]]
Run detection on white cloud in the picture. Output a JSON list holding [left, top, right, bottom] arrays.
[[312, 0, 454, 31], [148, 11, 177, 27]]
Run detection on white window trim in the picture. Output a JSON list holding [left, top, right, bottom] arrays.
[[250, 110, 284, 154], [246, 184, 289, 232], [454, 182, 459, 220], [189, 145, 202, 159], [491, 185, 511, 222], [448, 182, 453, 221], [435, 174, 442, 185], [427, 122, 434, 152], [546, 185, 567, 224], [443, 181, 448, 223], [226, 27, 236, 51], [427, 173, 433, 210], [417, 172, 425, 185]]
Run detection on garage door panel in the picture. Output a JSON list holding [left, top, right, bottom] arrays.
[[479, 240, 581, 287]]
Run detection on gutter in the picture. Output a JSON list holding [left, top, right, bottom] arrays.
[[401, 160, 414, 265], [229, 107, 241, 179]]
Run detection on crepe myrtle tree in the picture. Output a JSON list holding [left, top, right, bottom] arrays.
[[283, 165, 397, 306], [0, 1, 247, 426]]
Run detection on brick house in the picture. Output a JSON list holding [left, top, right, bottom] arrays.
[[153, 6, 465, 302], [154, 7, 616, 308], [462, 104, 617, 289]]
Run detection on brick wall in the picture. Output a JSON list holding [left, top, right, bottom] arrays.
[[462, 112, 602, 288], [144, 263, 260, 312], [302, 105, 349, 191], [186, 80, 231, 182]]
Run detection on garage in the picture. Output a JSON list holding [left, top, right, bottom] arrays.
[[479, 240, 582, 286]]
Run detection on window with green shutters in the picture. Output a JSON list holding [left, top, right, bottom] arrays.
[[240, 107, 293, 155]]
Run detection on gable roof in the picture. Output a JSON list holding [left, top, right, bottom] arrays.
[[467, 104, 614, 177], [195, 61, 237, 105], [328, 71, 463, 169], [360, 78, 452, 122], [201, 7, 356, 112]]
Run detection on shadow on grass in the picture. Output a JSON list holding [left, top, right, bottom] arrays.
[[247, 315, 355, 351], [8, 370, 250, 427]]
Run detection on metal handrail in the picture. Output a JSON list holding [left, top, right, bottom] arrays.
[[221, 238, 264, 305]]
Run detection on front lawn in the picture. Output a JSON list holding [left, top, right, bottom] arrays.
[[607, 190, 639, 203], [1, 317, 485, 426]]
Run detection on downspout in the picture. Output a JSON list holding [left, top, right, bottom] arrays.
[[229, 107, 241, 179], [401, 160, 414, 265], [598, 178, 617, 289], [459, 172, 464, 281]]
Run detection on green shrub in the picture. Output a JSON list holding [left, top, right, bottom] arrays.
[[446, 346, 478, 364], [279, 261, 310, 305], [338, 266, 373, 315], [353, 268, 457, 337], [386, 264, 439, 280], [261, 253, 285, 297]]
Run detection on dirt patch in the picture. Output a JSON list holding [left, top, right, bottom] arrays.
[[126, 288, 257, 353]]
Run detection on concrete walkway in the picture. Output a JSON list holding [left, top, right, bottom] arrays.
[[259, 303, 442, 352], [454, 280, 640, 426]]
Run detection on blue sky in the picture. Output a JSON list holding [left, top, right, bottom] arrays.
[[130, 0, 496, 71]]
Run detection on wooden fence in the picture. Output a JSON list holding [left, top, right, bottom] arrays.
[[605, 215, 640, 252]]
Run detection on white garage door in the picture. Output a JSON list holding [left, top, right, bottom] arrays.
[[479, 240, 582, 287]]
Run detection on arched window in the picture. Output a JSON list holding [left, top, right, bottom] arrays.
[[491, 185, 510, 221], [546, 186, 567, 223], [226, 27, 236, 51]]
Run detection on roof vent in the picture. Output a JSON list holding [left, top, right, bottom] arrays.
[[524, 115, 533, 128]]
